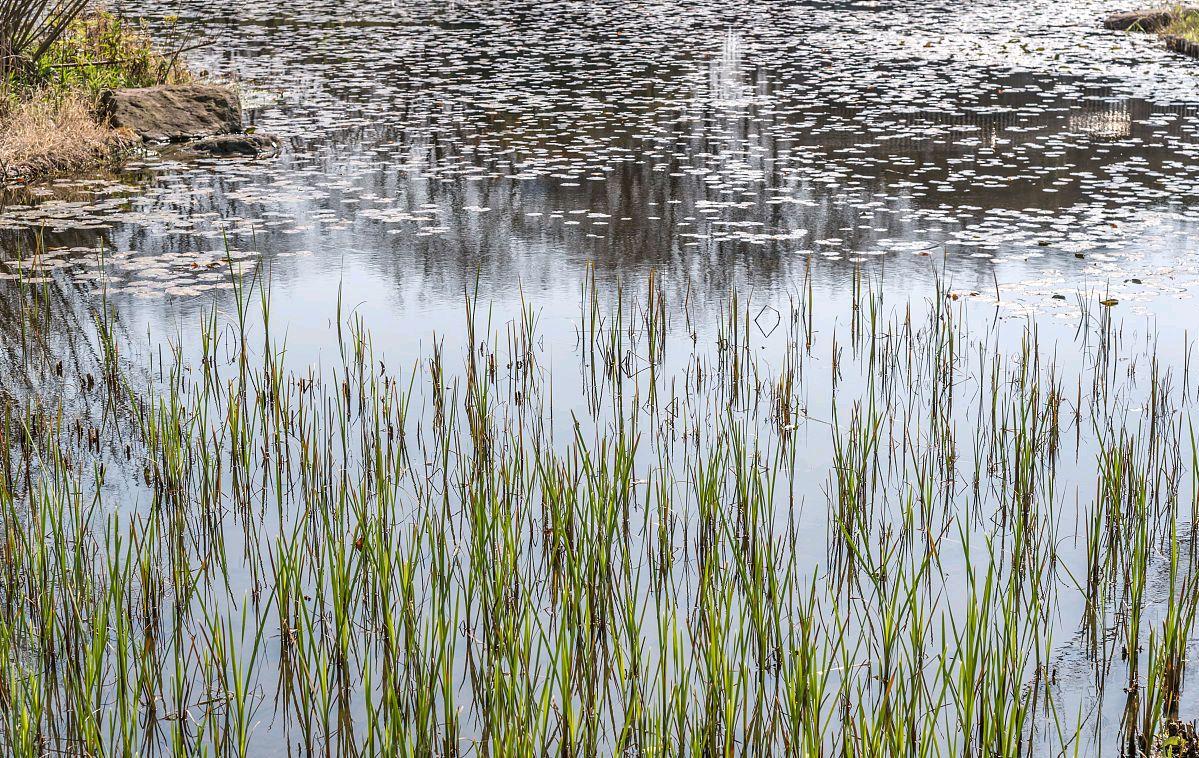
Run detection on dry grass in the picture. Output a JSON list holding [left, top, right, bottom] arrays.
[[0, 90, 131, 183]]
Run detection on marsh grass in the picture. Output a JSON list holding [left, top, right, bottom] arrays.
[[0, 89, 131, 180], [0, 253, 1198, 755]]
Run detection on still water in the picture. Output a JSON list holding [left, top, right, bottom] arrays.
[[2, 0, 1199, 327]]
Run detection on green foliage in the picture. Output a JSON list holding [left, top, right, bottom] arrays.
[[35, 11, 190, 96], [3, 10, 190, 109], [0, 258, 1196, 754]]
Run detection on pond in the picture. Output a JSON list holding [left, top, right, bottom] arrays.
[[2, 0, 1199, 754]]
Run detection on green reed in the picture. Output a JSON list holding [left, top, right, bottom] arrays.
[[0, 257, 1196, 755]]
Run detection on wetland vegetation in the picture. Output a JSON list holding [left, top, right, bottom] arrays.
[[4, 0, 1199, 755], [2, 260, 1198, 756], [1164, 8, 1199, 51]]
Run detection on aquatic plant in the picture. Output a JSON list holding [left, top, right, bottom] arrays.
[[0, 253, 1194, 754]]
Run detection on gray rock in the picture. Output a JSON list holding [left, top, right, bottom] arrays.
[[1103, 8, 1193, 32], [182, 133, 280, 158], [100, 84, 242, 142]]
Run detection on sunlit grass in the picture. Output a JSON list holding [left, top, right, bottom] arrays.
[[0, 255, 1197, 754]]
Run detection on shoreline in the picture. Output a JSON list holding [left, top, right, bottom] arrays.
[[1105, 6, 1199, 58], [0, 9, 191, 188]]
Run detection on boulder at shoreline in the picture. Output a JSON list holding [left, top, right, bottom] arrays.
[[100, 84, 242, 142], [180, 132, 281, 157]]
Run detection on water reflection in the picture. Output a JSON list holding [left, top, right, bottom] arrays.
[[0, 5, 1195, 311], [1, 1, 1197, 327]]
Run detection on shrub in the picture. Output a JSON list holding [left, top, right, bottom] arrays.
[[0, 0, 90, 80], [37, 10, 191, 95]]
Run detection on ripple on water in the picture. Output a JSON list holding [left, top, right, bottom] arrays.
[[0, 0, 1198, 314]]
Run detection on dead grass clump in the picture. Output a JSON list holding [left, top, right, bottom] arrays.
[[0, 91, 131, 182]]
